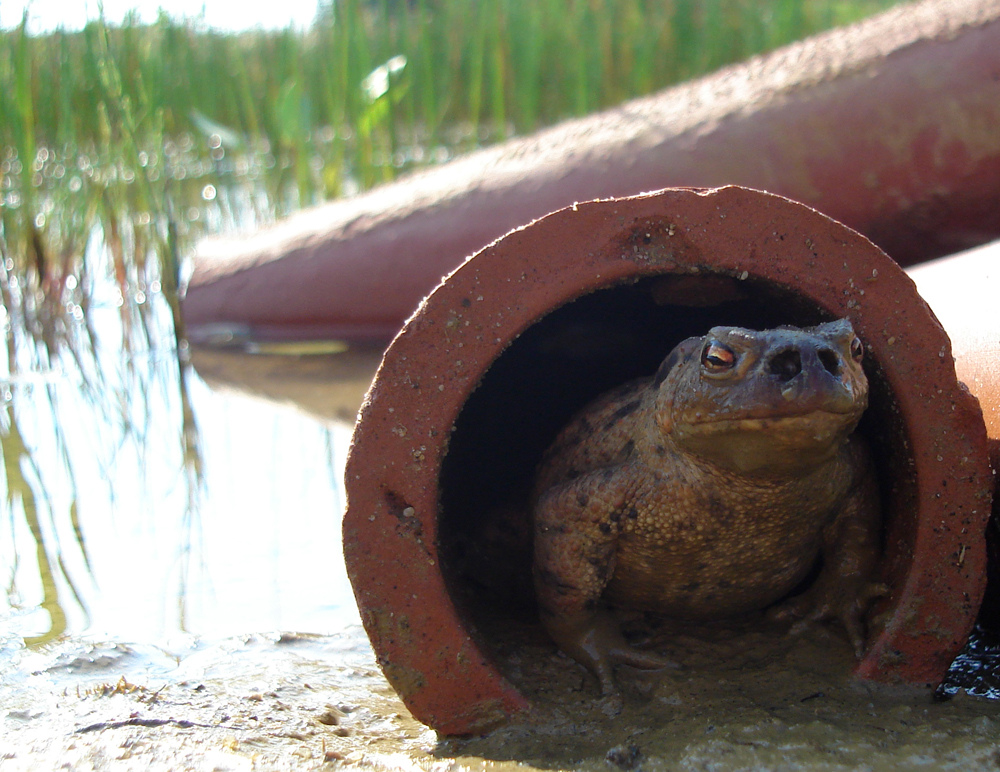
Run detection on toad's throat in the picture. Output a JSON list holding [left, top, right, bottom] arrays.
[[673, 410, 861, 474]]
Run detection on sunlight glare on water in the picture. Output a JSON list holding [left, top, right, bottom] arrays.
[[69, 378, 360, 645], [1, 239, 364, 660]]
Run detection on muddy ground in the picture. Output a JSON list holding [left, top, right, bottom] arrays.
[[4, 619, 1000, 771]]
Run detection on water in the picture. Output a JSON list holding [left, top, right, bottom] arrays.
[[0, 243, 372, 656]]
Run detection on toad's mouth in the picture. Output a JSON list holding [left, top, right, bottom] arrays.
[[677, 405, 864, 429], [673, 408, 864, 446]]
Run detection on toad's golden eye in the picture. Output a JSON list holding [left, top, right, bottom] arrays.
[[701, 341, 736, 373], [850, 337, 864, 362]]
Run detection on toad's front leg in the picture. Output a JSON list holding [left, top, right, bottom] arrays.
[[534, 465, 675, 702], [769, 440, 887, 655]]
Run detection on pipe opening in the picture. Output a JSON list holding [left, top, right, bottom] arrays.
[[438, 271, 910, 695]]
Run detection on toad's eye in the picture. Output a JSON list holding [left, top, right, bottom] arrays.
[[850, 336, 864, 362], [701, 341, 736, 373]]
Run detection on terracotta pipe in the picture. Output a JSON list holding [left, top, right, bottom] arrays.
[[183, 0, 1000, 346], [908, 240, 1000, 466], [907, 242, 1000, 625], [342, 186, 993, 734]]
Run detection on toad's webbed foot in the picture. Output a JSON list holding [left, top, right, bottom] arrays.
[[769, 580, 890, 657], [543, 608, 678, 702]]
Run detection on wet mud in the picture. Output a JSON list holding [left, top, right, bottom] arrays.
[[1, 631, 432, 771], [463, 614, 1000, 770], [4, 623, 1000, 770]]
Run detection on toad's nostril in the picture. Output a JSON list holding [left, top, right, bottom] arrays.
[[818, 348, 841, 376], [769, 349, 801, 382]]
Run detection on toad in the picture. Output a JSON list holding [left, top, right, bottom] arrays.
[[533, 319, 884, 702]]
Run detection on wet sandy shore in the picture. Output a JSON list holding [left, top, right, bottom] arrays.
[[4, 620, 1000, 771]]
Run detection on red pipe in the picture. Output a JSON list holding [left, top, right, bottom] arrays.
[[908, 240, 1000, 466], [343, 186, 993, 734], [907, 241, 1000, 626]]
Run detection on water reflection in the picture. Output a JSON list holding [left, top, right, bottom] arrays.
[[1, 270, 378, 651], [189, 343, 384, 426], [66, 371, 366, 643]]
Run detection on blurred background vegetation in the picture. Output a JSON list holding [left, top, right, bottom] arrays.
[[0, 0, 903, 643]]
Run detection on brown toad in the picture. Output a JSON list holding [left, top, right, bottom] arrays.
[[533, 319, 883, 701]]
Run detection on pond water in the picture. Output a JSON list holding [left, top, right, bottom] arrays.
[[0, 242, 376, 657]]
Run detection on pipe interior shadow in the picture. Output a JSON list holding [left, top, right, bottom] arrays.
[[438, 273, 910, 689]]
